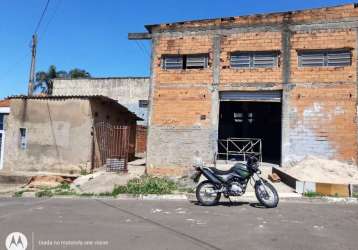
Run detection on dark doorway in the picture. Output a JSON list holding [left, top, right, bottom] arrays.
[[218, 101, 282, 164]]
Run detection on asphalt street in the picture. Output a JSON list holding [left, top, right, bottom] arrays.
[[0, 198, 357, 250]]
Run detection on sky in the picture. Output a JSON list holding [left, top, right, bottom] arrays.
[[0, 0, 356, 99]]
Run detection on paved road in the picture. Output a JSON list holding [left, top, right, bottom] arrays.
[[0, 198, 357, 250]]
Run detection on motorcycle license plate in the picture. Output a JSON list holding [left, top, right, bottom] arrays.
[[190, 171, 202, 183]]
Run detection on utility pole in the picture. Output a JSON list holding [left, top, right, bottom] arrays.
[[28, 34, 37, 96]]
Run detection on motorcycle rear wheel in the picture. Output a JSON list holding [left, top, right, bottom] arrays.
[[255, 180, 279, 208], [196, 180, 221, 206]]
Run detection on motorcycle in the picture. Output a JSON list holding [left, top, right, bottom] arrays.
[[191, 156, 279, 208]]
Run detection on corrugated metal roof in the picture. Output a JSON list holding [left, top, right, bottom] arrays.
[[7, 95, 143, 121]]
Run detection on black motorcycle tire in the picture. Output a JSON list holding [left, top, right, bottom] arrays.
[[196, 180, 221, 206], [255, 180, 279, 208]]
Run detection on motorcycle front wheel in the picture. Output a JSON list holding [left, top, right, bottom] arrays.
[[255, 180, 279, 208], [196, 180, 221, 206]]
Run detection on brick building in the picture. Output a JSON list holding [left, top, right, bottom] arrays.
[[130, 3, 358, 176]]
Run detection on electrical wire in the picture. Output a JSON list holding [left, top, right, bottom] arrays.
[[0, 0, 53, 81], [40, 0, 63, 40], [34, 0, 51, 35]]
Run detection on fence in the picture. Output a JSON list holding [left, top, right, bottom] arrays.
[[217, 138, 262, 162], [92, 122, 130, 172]]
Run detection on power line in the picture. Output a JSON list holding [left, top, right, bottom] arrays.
[[40, 0, 63, 40], [0, 0, 53, 84], [34, 0, 51, 35], [135, 40, 150, 58]]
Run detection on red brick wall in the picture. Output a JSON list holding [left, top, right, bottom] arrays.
[[289, 84, 357, 163], [290, 29, 356, 83], [220, 32, 282, 85], [135, 125, 147, 154], [148, 4, 358, 175]]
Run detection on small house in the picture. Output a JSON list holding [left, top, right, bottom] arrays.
[[2, 95, 141, 174]]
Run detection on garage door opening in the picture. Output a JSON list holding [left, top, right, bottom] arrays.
[[218, 92, 282, 164]]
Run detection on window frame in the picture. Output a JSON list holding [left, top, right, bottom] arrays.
[[162, 54, 209, 70], [19, 128, 27, 150], [138, 100, 149, 108], [0, 114, 4, 131], [230, 51, 279, 69], [298, 49, 352, 68], [162, 55, 183, 70]]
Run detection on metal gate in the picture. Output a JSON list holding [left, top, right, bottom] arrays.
[[217, 138, 262, 162], [92, 122, 130, 172], [220, 91, 282, 102]]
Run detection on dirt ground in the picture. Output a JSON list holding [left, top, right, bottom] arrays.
[[285, 156, 358, 184]]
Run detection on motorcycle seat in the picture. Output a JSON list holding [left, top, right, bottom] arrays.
[[209, 167, 234, 175]]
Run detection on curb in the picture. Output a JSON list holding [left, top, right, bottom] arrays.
[[2, 193, 357, 203]]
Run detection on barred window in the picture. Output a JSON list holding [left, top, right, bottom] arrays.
[[298, 50, 352, 67], [162, 54, 209, 70], [162, 55, 183, 69], [138, 100, 148, 108], [230, 52, 278, 68], [186, 54, 208, 69]]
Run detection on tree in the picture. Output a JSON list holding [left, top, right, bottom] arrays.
[[34, 65, 91, 94], [68, 68, 91, 79]]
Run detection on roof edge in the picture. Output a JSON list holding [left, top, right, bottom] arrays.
[[53, 76, 150, 81], [145, 3, 357, 33]]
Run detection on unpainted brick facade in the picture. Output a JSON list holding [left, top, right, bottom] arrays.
[[145, 4, 358, 175]]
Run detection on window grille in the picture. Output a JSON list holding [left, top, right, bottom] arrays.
[[231, 52, 278, 68]]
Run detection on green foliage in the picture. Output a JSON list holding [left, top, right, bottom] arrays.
[[36, 189, 53, 198], [80, 169, 89, 176], [35, 65, 91, 94], [54, 190, 76, 196], [13, 190, 29, 197], [97, 176, 178, 197], [31, 176, 180, 198], [98, 192, 114, 197], [353, 192, 358, 198], [112, 185, 128, 196], [177, 187, 195, 193], [125, 176, 177, 195], [79, 193, 95, 197], [304, 191, 322, 198], [58, 182, 70, 190], [68, 68, 91, 79]]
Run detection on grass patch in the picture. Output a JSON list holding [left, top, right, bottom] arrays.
[[177, 187, 195, 193], [98, 192, 114, 197], [80, 169, 90, 176], [13, 190, 32, 197], [100, 176, 178, 197], [31, 176, 182, 198], [304, 191, 322, 198], [353, 192, 358, 198], [125, 176, 177, 195], [112, 185, 128, 196], [36, 189, 53, 198], [54, 190, 77, 196], [79, 193, 95, 197], [35, 182, 75, 197]]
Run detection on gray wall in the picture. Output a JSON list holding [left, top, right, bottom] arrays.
[[52, 78, 150, 125], [3, 99, 93, 174]]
